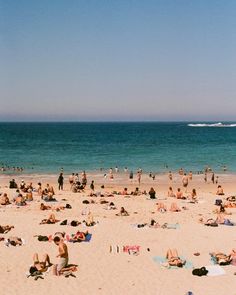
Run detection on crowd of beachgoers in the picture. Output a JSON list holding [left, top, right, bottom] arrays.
[[0, 166, 236, 294]]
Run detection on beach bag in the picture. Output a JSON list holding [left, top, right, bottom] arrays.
[[192, 267, 208, 276], [60, 219, 67, 225], [215, 199, 222, 206], [37, 235, 49, 242]]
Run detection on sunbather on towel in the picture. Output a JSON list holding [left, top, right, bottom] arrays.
[[40, 213, 59, 224], [166, 249, 186, 267], [67, 230, 89, 242], [31, 253, 52, 273], [210, 252, 232, 265]]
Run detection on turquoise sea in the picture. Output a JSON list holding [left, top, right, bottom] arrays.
[[0, 122, 236, 174]]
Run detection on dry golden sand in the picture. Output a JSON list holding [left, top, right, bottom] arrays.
[[0, 173, 236, 295]]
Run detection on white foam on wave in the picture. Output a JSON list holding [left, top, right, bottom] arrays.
[[188, 122, 236, 127]]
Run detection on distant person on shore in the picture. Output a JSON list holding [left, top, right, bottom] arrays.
[[167, 187, 176, 198], [182, 174, 188, 192], [189, 171, 193, 180], [176, 188, 184, 199], [216, 185, 224, 196], [69, 173, 74, 188], [149, 187, 156, 199], [168, 171, 173, 181], [58, 173, 64, 190], [137, 171, 141, 185], [129, 171, 133, 181], [204, 173, 207, 183], [179, 168, 184, 175], [211, 173, 215, 184]]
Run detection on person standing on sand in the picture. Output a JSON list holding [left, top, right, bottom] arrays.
[[182, 174, 188, 193], [211, 173, 215, 184], [137, 170, 142, 185], [58, 173, 64, 190]]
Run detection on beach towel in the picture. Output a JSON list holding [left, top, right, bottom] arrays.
[[205, 265, 226, 276], [162, 223, 180, 229], [153, 256, 193, 269]]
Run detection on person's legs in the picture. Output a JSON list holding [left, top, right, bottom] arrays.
[[166, 249, 172, 259], [33, 253, 39, 263], [42, 253, 51, 265]]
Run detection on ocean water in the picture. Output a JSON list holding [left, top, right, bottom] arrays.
[[0, 122, 236, 174]]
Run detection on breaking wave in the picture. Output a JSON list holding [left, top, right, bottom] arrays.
[[188, 122, 236, 127]]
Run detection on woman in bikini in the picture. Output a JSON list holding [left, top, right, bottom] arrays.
[[166, 249, 186, 267]]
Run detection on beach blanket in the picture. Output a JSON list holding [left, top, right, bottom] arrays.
[[205, 265, 226, 276], [153, 256, 193, 269], [162, 223, 180, 229]]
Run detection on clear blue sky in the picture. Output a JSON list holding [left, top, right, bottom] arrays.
[[0, 0, 235, 121]]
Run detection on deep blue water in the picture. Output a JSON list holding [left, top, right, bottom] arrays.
[[0, 122, 236, 174]]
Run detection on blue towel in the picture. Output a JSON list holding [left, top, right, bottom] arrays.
[[153, 256, 193, 269], [85, 233, 92, 242]]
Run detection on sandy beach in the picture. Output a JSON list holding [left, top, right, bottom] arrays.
[[0, 172, 236, 295]]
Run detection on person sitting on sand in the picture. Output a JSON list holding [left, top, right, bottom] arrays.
[[188, 189, 197, 203], [53, 236, 77, 276], [216, 185, 224, 196], [176, 188, 184, 199], [0, 193, 11, 205], [40, 213, 59, 224], [0, 225, 14, 234], [149, 219, 160, 228], [224, 200, 236, 208], [210, 252, 231, 265], [116, 207, 129, 216], [167, 187, 175, 198], [104, 202, 117, 210], [121, 188, 129, 195], [149, 187, 156, 199], [15, 194, 26, 206], [25, 189, 33, 201], [166, 249, 186, 267], [31, 253, 52, 273], [84, 212, 96, 226], [157, 202, 167, 213], [170, 202, 181, 212]]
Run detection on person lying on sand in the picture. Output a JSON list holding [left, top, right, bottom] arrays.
[[5, 236, 23, 246], [156, 202, 167, 213], [210, 252, 232, 265], [0, 193, 11, 205], [67, 230, 89, 242], [149, 219, 160, 228], [0, 225, 14, 234], [40, 203, 65, 211], [104, 202, 117, 210], [166, 249, 186, 267], [40, 214, 59, 224], [116, 207, 129, 216], [169, 202, 181, 212], [31, 253, 52, 273]]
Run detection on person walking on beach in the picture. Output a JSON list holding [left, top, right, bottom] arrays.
[[182, 173, 188, 193], [58, 173, 64, 190], [211, 173, 215, 184]]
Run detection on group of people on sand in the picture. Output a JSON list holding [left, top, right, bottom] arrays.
[[31, 237, 77, 277]]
